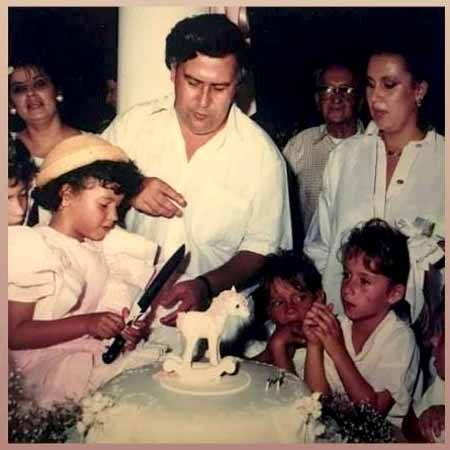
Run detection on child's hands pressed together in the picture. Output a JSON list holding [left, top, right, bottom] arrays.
[[303, 310, 323, 347], [303, 302, 333, 346], [303, 290, 327, 347], [85, 311, 125, 340], [303, 303, 345, 357], [418, 405, 445, 443]]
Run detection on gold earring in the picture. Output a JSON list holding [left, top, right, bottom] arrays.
[[416, 97, 423, 108]]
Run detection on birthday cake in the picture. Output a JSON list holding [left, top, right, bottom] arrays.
[[72, 289, 325, 444], [73, 359, 325, 444]]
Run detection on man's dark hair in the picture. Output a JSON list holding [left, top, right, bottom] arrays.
[[165, 13, 250, 82], [339, 218, 410, 287], [260, 250, 323, 305], [33, 160, 144, 215], [8, 134, 37, 187]]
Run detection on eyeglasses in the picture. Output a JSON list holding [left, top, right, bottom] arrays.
[[317, 85, 356, 98]]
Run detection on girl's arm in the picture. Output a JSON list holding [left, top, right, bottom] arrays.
[[8, 300, 126, 350], [265, 323, 305, 375]]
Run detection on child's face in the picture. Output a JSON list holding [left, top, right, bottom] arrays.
[[8, 179, 28, 225], [268, 276, 317, 327], [431, 332, 445, 380], [57, 180, 124, 241], [341, 252, 404, 326]]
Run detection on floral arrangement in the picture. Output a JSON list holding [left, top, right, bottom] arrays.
[[76, 392, 115, 436], [318, 392, 395, 443], [292, 392, 326, 443], [8, 367, 81, 443]]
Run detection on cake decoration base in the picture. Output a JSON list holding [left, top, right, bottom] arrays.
[[155, 364, 251, 396]]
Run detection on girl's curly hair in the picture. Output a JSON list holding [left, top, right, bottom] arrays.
[[32, 159, 144, 215]]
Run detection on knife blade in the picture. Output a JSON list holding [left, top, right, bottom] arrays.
[[102, 243, 185, 364]]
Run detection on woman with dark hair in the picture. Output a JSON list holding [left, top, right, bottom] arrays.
[[8, 53, 82, 164], [304, 44, 444, 322]]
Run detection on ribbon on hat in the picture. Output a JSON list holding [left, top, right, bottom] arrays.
[[395, 217, 444, 323]]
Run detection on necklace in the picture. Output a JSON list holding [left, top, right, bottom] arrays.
[[386, 148, 403, 159]]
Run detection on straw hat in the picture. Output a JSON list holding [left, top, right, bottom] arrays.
[[36, 134, 129, 187]]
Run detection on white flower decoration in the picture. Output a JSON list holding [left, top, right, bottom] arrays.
[[8, 66, 14, 75], [292, 392, 325, 442]]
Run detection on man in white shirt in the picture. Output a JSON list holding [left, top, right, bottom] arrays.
[[284, 62, 364, 237], [102, 14, 292, 324]]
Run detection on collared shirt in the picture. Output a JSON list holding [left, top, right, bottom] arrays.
[[304, 121, 444, 314], [283, 121, 364, 234], [323, 311, 420, 427], [102, 95, 292, 278]]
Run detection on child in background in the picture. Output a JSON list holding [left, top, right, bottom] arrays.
[[402, 299, 445, 442], [8, 135, 161, 408], [304, 218, 421, 427], [8, 133, 37, 225], [245, 251, 325, 375]]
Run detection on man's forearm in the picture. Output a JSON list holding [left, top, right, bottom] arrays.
[[199, 251, 266, 296]]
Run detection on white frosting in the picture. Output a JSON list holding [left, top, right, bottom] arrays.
[[73, 360, 324, 444], [71, 289, 325, 444]]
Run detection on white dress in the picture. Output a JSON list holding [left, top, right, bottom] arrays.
[[8, 225, 164, 407]]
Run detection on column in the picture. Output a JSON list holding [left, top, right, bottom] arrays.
[[117, 6, 208, 113]]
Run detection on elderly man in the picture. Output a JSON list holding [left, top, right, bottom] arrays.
[[283, 62, 364, 238], [102, 14, 292, 325]]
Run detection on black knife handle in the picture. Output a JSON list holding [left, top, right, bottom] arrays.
[[102, 335, 126, 364]]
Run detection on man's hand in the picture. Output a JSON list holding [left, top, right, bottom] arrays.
[[131, 177, 187, 218], [157, 279, 208, 326]]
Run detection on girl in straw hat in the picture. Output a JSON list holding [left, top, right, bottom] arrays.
[[8, 135, 165, 408]]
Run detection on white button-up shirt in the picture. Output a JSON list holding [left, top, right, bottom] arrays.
[[324, 311, 420, 427], [102, 95, 292, 278], [304, 122, 444, 314]]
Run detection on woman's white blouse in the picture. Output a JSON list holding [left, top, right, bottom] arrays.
[[304, 122, 444, 317]]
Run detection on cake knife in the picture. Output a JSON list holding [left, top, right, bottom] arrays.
[[102, 243, 186, 364]]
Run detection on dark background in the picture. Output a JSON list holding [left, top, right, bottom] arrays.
[[9, 7, 445, 144]]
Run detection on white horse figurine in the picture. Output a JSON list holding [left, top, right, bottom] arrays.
[[160, 287, 250, 385], [177, 286, 250, 367]]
